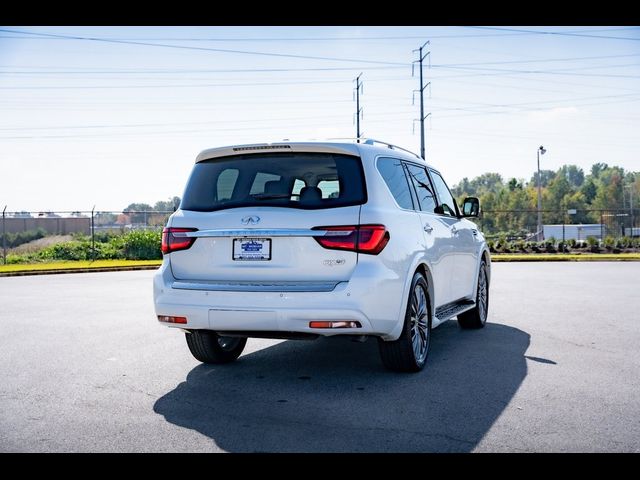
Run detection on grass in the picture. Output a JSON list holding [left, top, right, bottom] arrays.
[[1, 253, 639, 274], [9, 235, 74, 254], [492, 253, 640, 262], [0, 259, 162, 273]]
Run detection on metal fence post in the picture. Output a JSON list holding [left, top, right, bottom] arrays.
[[2, 205, 6, 265], [562, 210, 565, 252], [91, 205, 95, 261]]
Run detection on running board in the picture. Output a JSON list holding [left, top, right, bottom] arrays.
[[435, 299, 475, 321]]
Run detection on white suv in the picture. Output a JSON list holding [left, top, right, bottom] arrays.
[[153, 139, 490, 372]]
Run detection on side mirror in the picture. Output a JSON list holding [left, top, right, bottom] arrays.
[[462, 197, 480, 218]]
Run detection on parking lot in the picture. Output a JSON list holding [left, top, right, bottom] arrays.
[[1, 262, 639, 452]]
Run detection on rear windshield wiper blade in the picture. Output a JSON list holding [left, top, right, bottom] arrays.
[[251, 193, 298, 200]]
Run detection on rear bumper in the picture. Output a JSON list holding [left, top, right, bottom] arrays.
[[153, 260, 405, 339]]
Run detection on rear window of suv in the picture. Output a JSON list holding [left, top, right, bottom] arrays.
[[181, 152, 367, 212]]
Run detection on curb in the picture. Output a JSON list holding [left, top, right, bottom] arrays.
[[491, 256, 640, 262], [0, 265, 160, 277]]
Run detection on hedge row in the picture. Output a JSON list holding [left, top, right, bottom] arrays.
[[6, 230, 162, 263]]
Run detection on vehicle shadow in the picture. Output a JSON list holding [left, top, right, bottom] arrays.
[[153, 321, 530, 452]]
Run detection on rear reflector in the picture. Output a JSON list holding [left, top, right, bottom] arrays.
[[313, 224, 390, 255], [309, 321, 362, 329], [157, 315, 188, 324], [161, 227, 198, 254]]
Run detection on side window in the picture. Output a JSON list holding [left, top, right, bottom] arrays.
[[429, 170, 459, 217], [405, 163, 437, 213], [317, 180, 340, 199], [291, 179, 305, 200], [249, 172, 281, 195], [216, 168, 239, 201], [376, 157, 414, 210]]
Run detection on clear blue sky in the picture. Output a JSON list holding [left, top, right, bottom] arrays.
[[1, 25, 639, 212]]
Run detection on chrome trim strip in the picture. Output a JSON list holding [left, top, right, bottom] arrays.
[[172, 280, 343, 292], [173, 229, 352, 238]]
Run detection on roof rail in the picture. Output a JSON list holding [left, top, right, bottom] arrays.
[[360, 138, 421, 158], [326, 137, 421, 159]]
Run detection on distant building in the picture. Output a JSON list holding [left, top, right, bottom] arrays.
[[543, 224, 603, 242], [624, 227, 640, 238]]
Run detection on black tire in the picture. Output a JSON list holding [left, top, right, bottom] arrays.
[[185, 330, 247, 364], [458, 259, 489, 329], [378, 272, 432, 373]]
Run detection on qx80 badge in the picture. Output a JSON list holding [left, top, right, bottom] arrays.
[[323, 259, 346, 267]]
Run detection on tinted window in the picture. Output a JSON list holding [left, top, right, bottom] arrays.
[[429, 170, 459, 217], [376, 157, 414, 210], [249, 172, 281, 195], [216, 168, 238, 201], [181, 152, 366, 211], [405, 163, 437, 213]]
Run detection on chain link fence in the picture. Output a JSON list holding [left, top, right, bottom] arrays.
[[1, 209, 173, 264], [2, 207, 639, 264], [478, 208, 639, 243]]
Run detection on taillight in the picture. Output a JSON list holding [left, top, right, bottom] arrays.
[[161, 227, 198, 254], [313, 225, 390, 255]]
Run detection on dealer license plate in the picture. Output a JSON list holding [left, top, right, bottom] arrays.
[[233, 238, 272, 261]]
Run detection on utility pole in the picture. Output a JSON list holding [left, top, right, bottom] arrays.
[[91, 205, 95, 261], [354, 73, 363, 140], [2, 205, 6, 265], [413, 41, 431, 159]]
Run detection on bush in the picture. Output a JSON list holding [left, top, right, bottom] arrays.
[[603, 236, 615, 250], [0, 228, 47, 248], [38, 241, 93, 261], [116, 230, 161, 260], [616, 237, 631, 249], [30, 230, 162, 261], [513, 240, 525, 251], [7, 230, 162, 263]]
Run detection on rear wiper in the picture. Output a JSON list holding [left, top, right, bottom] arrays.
[[251, 193, 298, 200]]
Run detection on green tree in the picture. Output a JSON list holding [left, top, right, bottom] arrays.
[[559, 165, 585, 188], [123, 203, 153, 224], [530, 169, 555, 188]]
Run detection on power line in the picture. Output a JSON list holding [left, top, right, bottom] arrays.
[[461, 26, 640, 42], [1, 27, 636, 42], [430, 67, 640, 81], [4, 52, 640, 75], [0, 112, 358, 131], [0, 79, 354, 90], [0, 66, 407, 74], [0, 28, 408, 66], [0, 75, 417, 90], [435, 53, 640, 68]]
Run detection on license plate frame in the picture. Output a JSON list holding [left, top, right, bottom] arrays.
[[232, 238, 272, 261]]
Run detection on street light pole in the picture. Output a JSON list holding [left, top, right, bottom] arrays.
[[537, 145, 546, 241]]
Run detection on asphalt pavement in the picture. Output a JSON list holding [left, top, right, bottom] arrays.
[[1, 262, 639, 452]]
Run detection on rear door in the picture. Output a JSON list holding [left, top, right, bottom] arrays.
[[168, 152, 365, 283]]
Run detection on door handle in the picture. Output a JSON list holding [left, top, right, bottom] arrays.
[[451, 226, 459, 235], [423, 224, 433, 233]]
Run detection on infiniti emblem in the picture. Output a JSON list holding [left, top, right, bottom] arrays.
[[241, 215, 260, 225]]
